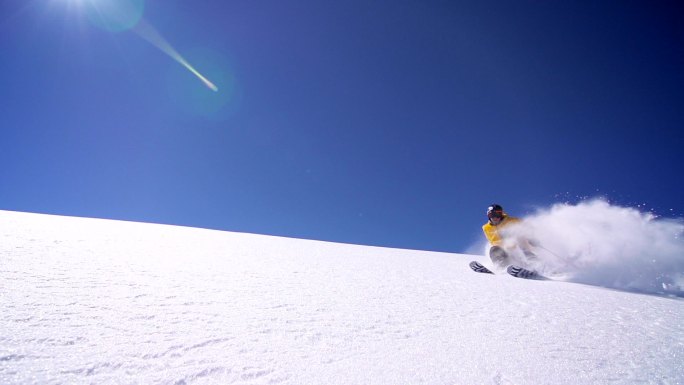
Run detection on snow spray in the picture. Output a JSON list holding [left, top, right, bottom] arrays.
[[507, 199, 684, 294]]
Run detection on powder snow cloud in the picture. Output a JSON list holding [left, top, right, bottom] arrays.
[[504, 199, 684, 294]]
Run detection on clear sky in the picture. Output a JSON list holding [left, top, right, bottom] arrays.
[[1, 0, 682, 252]]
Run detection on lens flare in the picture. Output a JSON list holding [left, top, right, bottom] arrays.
[[84, 0, 144, 32], [133, 20, 218, 92], [83, 0, 218, 92], [165, 49, 241, 120]]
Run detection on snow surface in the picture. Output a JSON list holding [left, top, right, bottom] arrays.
[[1, 210, 683, 384]]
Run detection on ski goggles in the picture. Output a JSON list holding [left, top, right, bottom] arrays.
[[487, 210, 504, 219]]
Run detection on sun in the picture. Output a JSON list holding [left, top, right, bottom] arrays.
[[50, 0, 218, 93]]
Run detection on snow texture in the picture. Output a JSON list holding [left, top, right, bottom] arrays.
[[1, 210, 683, 384]]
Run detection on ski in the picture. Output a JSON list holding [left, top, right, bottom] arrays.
[[469, 261, 494, 274], [471, 261, 549, 280], [507, 265, 545, 280]]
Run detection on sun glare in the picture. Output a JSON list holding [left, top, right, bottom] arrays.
[[53, 0, 219, 93], [84, 0, 145, 32]]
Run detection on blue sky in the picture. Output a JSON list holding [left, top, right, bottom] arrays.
[[1, 0, 682, 252]]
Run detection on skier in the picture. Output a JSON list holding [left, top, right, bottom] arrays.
[[482, 204, 536, 268]]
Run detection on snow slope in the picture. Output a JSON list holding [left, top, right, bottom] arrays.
[[1, 211, 682, 384]]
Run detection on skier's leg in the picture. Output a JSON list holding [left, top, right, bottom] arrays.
[[523, 249, 538, 260], [489, 246, 509, 268]]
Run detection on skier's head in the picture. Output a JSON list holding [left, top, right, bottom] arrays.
[[487, 204, 505, 225]]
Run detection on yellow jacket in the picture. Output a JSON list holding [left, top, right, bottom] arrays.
[[482, 215, 521, 246]]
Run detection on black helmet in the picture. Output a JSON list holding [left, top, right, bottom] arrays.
[[487, 204, 504, 220]]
